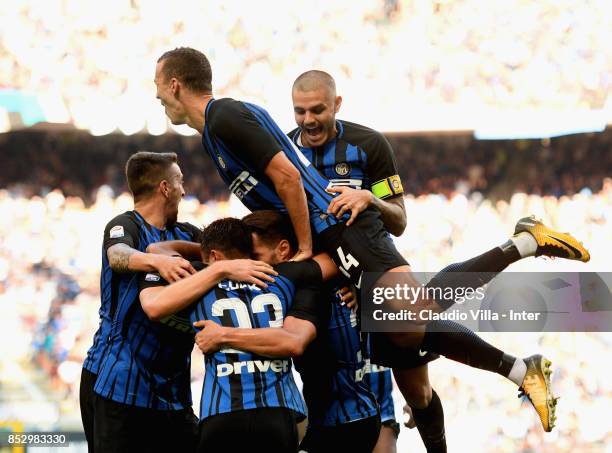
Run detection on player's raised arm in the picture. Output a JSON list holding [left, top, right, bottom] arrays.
[[139, 259, 277, 321], [264, 153, 313, 261]]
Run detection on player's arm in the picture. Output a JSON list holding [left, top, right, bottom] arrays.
[[146, 240, 202, 261], [194, 316, 316, 358], [139, 259, 277, 320], [104, 215, 196, 281], [264, 153, 313, 261], [211, 100, 313, 261], [194, 285, 327, 357], [327, 132, 406, 235]]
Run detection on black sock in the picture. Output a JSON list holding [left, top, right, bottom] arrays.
[[420, 320, 515, 376], [426, 246, 520, 310], [411, 389, 446, 453]]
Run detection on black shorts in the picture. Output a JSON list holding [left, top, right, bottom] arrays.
[[299, 415, 381, 453], [198, 408, 298, 453], [369, 332, 439, 369], [318, 209, 408, 290], [93, 394, 198, 453], [79, 368, 96, 453]]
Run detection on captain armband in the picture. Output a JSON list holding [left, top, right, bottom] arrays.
[[371, 175, 404, 200]]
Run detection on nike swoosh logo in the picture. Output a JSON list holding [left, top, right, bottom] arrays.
[[419, 350, 428, 357], [544, 234, 582, 259]]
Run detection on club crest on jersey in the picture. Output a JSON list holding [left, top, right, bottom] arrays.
[[109, 225, 124, 238], [335, 162, 351, 176]]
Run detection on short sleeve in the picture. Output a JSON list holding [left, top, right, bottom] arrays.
[[364, 134, 404, 200], [275, 261, 323, 288], [209, 99, 281, 174], [103, 212, 141, 253], [287, 286, 330, 333]]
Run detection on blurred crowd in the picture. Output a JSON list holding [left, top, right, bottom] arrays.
[[0, 180, 610, 451], [1, 0, 611, 132], [2, 127, 612, 205]]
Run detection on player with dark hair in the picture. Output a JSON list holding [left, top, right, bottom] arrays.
[[204, 210, 382, 453], [85, 152, 274, 453], [139, 217, 336, 453], [153, 48, 587, 440], [155, 47, 345, 262], [80, 151, 198, 452]]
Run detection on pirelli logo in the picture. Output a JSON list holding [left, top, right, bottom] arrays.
[[217, 359, 290, 377], [371, 175, 404, 199]]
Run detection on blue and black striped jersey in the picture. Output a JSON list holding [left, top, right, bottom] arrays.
[[92, 211, 201, 409], [296, 285, 379, 427], [290, 120, 401, 423], [201, 98, 345, 234], [289, 119, 404, 199], [191, 260, 324, 421], [363, 359, 396, 423]]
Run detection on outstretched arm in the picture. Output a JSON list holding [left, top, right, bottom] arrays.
[[146, 240, 202, 261], [108, 243, 196, 281], [194, 317, 316, 358], [139, 259, 277, 320]]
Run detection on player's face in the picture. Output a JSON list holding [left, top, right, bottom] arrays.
[[251, 233, 284, 265], [164, 163, 185, 224], [155, 62, 187, 125], [292, 88, 342, 148]]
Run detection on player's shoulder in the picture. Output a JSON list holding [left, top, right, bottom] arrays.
[[172, 221, 203, 240], [105, 210, 138, 229], [274, 261, 321, 284], [287, 126, 300, 143], [340, 120, 389, 149]]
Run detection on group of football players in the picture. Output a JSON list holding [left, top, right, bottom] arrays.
[[79, 47, 589, 452]]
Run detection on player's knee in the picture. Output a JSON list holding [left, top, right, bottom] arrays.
[[403, 383, 432, 409]]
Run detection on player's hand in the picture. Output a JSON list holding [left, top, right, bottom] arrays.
[[403, 404, 416, 429], [290, 248, 313, 262], [153, 254, 196, 282], [218, 259, 277, 288], [337, 286, 358, 310], [193, 320, 226, 354], [326, 186, 372, 226]]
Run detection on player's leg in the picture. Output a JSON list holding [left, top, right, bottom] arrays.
[[93, 395, 156, 453], [158, 406, 199, 453], [79, 369, 96, 453], [299, 416, 380, 453], [393, 365, 446, 453], [199, 408, 298, 453], [372, 422, 400, 453]]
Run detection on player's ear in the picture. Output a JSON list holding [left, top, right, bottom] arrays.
[[170, 78, 179, 96], [334, 96, 342, 113], [277, 239, 293, 261], [159, 180, 170, 198]]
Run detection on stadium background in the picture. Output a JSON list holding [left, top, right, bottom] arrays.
[[0, 1, 611, 451]]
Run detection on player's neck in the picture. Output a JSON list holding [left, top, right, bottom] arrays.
[[185, 94, 213, 133], [134, 201, 168, 230]]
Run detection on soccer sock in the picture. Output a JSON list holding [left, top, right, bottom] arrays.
[[505, 232, 538, 258], [425, 246, 520, 310], [411, 390, 447, 453], [420, 320, 518, 379], [507, 356, 528, 386]]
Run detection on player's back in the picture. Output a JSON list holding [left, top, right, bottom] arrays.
[[201, 98, 346, 234], [296, 283, 378, 427], [93, 213, 200, 409], [192, 260, 321, 420]]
